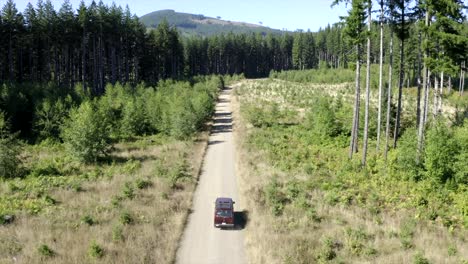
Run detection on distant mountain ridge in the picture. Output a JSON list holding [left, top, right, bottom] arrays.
[[139, 9, 284, 37]]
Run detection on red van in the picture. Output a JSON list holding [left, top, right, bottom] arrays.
[[214, 197, 235, 228]]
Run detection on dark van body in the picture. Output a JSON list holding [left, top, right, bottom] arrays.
[[214, 197, 235, 228]]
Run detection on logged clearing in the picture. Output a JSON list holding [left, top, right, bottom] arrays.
[[0, 133, 208, 263], [232, 79, 468, 264]]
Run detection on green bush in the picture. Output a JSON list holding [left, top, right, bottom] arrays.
[[120, 97, 148, 139], [264, 179, 288, 216], [135, 178, 152, 189], [424, 121, 457, 183], [61, 101, 112, 163], [243, 102, 282, 128], [122, 182, 135, 199], [34, 97, 72, 141], [413, 252, 430, 264], [88, 241, 104, 258], [345, 227, 373, 256], [391, 129, 421, 181], [81, 215, 95, 226], [170, 95, 198, 139], [316, 237, 337, 262], [453, 123, 468, 184], [38, 244, 55, 257], [119, 211, 134, 225], [304, 96, 342, 140]]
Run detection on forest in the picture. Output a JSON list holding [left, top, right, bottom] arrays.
[[0, 0, 467, 262]]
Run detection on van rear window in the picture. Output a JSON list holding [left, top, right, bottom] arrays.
[[216, 210, 232, 217]]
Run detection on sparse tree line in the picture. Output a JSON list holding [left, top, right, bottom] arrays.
[[332, 0, 467, 166]]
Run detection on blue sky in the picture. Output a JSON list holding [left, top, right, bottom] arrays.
[[10, 0, 349, 31]]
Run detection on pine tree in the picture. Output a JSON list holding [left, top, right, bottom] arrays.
[[334, 0, 368, 158]]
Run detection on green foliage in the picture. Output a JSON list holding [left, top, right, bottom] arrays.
[[315, 237, 337, 262], [423, 121, 457, 183], [447, 244, 457, 256], [264, 179, 288, 216], [170, 94, 198, 139], [390, 129, 421, 181], [413, 252, 430, 264], [270, 68, 354, 84], [169, 159, 191, 188], [38, 244, 55, 257], [119, 96, 148, 139], [453, 123, 468, 184], [0, 112, 22, 179], [34, 97, 72, 141], [0, 214, 14, 225], [88, 241, 104, 259], [81, 215, 95, 226], [119, 211, 134, 225], [345, 227, 374, 256], [112, 225, 124, 242], [61, 101, 112, 163], [243, 102, 285, 128], [135, 179, 152, 189], [399, 218, 416, 249], [304, 96, 342, 140], [122, 182, 135, 200]]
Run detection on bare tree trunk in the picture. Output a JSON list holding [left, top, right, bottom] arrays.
[[8, 32, 13, 81], [377, 0, 384, 152], [362, 1, 372, 166], [393, 6, 405, 149], [384, 31, 394, 161], [18, 47, 23, 82], [424, 71, 431, 124], [350, 44, 361, 159], [439, 71, 444, 113], [416, 32, 422, 128], [111, 45, 116, 84], [463, 65, 466, 95], [93, 36, 98, 94], [82, 27, 87, 93], [448, 76, 452, 93], [433, 75, 439, 117]]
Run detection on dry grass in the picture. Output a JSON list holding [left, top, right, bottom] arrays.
[[0, 132, 209, 263], [232, 80, 468, 264]]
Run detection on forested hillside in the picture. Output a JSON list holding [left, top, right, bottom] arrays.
[[140, 9, 283, 37]]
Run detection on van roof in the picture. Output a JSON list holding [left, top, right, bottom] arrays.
[[215, 197, 233, 209]]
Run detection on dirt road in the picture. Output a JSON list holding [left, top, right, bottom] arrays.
[[176, 86, 247, 264]]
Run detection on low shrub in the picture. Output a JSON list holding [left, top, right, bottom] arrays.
[[38, 244, 55, 257], [112, 225, 124, 242], [122, 182, 135, 199], [88, 241, 104, 258], [119, 211, 134, 225], [81, 215, 95, 226], [413, 252, 430, 264], [135, 179, 152, 189]]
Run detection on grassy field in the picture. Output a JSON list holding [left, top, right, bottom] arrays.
[[233, 79, 467, 263], [0, 132, 208, 263]]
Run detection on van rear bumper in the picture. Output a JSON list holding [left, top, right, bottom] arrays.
[[215, 223, 234, 228]]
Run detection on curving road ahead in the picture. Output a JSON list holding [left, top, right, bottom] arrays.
[[176, 86, 247, 264]]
